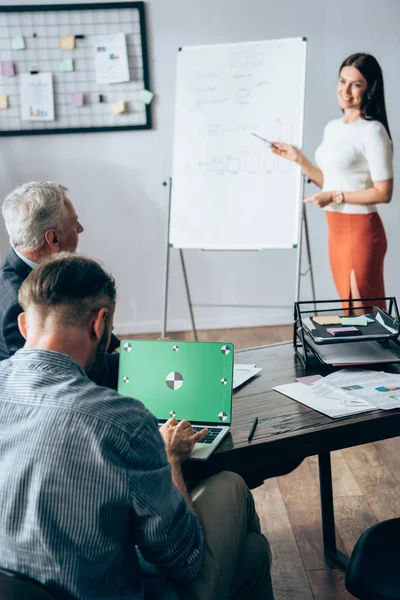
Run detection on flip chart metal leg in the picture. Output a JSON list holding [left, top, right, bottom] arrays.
[[295, 175, 316, 308], [161, 180, 172, 338], [179, 249, 198, 341], [161, 178, 198, 340], [295, 203, 305, 303], [303, 208, 317, 310]]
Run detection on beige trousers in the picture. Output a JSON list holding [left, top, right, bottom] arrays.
[[175, 471, 274, 600]]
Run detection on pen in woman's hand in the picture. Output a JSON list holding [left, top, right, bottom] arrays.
[[251, 133, 279, 149]]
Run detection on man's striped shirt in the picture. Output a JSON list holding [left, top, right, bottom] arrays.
[[0, 349, 203, 599]]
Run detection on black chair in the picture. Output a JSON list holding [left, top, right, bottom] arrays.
[[0, 567, 55, 599], [345, 517, 400, 600]]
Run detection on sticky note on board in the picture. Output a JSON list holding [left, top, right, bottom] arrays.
[[71, 92, 84, 107], [313, 315, 342, 325], [11, 36, 25, 50], [140, 89, 154, 105], [60, 59, 74, 72], [1, 61, 15, 77], [60, 35, 75, 50], [0, 95, 9, 109], [111, 100, 125, 115]]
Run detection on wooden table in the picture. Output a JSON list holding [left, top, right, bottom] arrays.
[[190, 342, 400, 569]]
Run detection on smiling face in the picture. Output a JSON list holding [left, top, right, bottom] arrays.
[[337, 66, 368, 112]]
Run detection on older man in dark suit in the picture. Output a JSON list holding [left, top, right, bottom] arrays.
[[0, 181, 119, 387]]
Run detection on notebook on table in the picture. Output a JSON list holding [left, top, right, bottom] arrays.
[[118, 340, 234, 460]]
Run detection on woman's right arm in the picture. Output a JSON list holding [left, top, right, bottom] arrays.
[[270, 143, 324, 189]]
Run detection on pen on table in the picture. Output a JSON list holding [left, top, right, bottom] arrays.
[[251, 132, 279, 149], [248, 417, 258, 442]]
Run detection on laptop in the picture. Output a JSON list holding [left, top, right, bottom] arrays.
[[118, 340, 234, 460]]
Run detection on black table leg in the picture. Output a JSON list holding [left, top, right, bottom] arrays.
[[318, 452, 349, 569]]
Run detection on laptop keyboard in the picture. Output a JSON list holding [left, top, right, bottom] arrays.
[[193, 426, 222, 444]]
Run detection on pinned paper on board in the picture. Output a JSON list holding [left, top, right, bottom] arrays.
[[60, 59, 74, 72], [1, 62, 15, 77], [0, 95, 9, 110], [60, 35, 75, 50], [11, 36, 25, 50], [94, 33, 130, 84], [140, 89, 154, 105], [111, 100, 126, 115], [20, 73, 55, 121], [71, 92, 84, 107]]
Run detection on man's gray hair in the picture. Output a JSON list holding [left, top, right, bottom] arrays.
[[2, 181, 68, 250]]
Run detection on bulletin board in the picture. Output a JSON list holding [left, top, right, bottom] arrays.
[[0, 2, 152, 136]]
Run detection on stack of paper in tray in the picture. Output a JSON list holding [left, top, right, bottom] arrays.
[[306, 338, 400, 366], [274, 368, 400, 418]]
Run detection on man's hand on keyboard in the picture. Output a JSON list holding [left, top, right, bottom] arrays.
[[160, 418, 208, 464]]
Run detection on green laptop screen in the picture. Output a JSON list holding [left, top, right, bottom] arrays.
[[118, 340, 234, 424]]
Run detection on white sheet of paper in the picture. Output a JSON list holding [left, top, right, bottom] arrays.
[[274, 382, 376, 418], [233, 365, 261, 389], [94, 33, 130, 84], [20, 73, 54, 121], [314, 369, 400, 411]]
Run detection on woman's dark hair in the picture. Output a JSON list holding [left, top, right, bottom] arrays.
[[340, 53, 391, 140]]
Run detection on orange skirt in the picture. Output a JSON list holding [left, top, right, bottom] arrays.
[[326, 211, 387, 312]]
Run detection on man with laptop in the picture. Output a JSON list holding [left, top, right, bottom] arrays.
[[0, 253, 274, 600], [118, 339, 234, 460]]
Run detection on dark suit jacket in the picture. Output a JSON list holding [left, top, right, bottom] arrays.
[[0, 248, 120, 389]]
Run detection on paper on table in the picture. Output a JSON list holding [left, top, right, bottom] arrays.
[[274, 382, 376, 418], [306, 337, 400, 366], [11, 36, 25, 51], [20, 73, 54, 121], [60, 35, 75, 50], [1, 62, 15, 77], [0, 95, 8, 109], [316, 369, 400, 410], [94, 33, 130, 84], [313, 316, 342, 325], [233, 364, 262, 389], [296, 374, 323, 386], [311, 373, 374, 407]]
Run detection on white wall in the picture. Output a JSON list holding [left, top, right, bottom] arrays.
[[1, 0, 399, 334]]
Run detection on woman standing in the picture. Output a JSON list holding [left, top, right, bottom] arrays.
[[271, 53, 393, 312]]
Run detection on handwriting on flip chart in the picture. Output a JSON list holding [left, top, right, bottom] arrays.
[[176, 43, 300, 181], [181, 119, 294, 176]]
